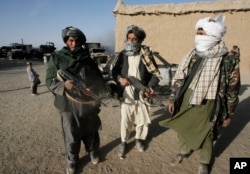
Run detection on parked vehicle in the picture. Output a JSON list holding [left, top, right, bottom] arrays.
[[39, 42, 56, 54], [0, 46, 11, 58], [6, 43, 33, 59], [0, 42, 56, 60], [32, 42, 56, 60], [153, 51, 178, 87], [85, 42, 108, 66]]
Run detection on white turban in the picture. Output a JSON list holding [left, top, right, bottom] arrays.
[[195, 14, 227, 39]]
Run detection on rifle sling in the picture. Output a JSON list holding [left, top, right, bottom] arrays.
[[173, 57, 202, 115], [57, 70, 97, 106]]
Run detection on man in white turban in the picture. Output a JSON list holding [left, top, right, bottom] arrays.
[[159, 14, 241, 174], [194, 15, 226, 52]]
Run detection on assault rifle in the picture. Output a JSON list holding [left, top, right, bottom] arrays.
[[126, 76, 164, 107], [127, 76, 147, 92], [57, 69, 107, 106]]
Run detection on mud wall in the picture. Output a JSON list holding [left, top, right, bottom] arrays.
[[114, 0, 250, 75]]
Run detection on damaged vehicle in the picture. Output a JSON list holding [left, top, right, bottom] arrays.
[[99, 51, 178, 97]]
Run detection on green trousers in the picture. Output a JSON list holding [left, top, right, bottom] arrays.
[[179, 131, 213, 164]]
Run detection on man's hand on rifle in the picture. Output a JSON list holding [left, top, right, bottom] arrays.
[[83, 87, 94, 96], [119, 77, 130, 87], [64, 79, 92, 96], [64, 80, 74, 90], [144, 87, 156, 98]]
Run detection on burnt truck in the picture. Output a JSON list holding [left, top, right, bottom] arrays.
[[0, 46, 12, 58], [39, 42, 56, 54], [0, 42, 56, 60], [6, 43, 33, 59], [85, 42, 110, 72], [32, 42, 56, 60]]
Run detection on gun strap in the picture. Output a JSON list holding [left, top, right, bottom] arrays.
[[65, 92, 97, 105]]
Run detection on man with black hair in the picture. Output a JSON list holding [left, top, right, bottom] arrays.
[[112, 25, 161, 159], [46, 26, 106, 174]]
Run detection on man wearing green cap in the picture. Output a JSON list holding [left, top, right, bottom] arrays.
[[46, 26, 106, 174]]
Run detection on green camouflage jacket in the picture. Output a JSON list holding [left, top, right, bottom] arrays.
[[169, 47, 241, 125]]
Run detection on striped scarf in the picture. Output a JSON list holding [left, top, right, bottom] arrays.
[[174, 40, 228, 105], [140, 46, 162, 81]]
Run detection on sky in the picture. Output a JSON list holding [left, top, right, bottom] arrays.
[[0, 0, 216, 51]]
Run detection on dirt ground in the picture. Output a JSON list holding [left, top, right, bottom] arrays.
[[0, 59, 249, 174]]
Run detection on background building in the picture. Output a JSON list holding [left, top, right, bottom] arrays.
[[113, 0, 250, 75]]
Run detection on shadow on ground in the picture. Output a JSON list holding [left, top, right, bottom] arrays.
[[76, 103, 170, 173]]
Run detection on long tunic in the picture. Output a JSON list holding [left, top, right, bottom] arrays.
[[121, 55, 151, 141], [26, 66, 40, 86], [159, 88, 213, 150], [160, 47, 241, 149], [159, 58, 214, 150]]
